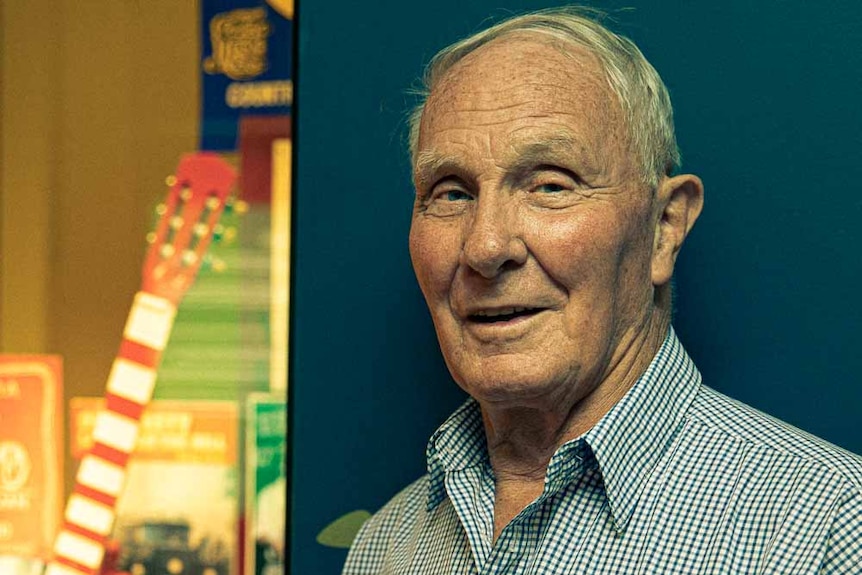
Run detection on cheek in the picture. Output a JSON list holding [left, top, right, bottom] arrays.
[[528, 213, 612, 287], [409, 220, 461, 301], [529, 208, 651, 303]]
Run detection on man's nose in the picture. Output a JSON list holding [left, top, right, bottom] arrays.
[[460, 194, 527, 278]]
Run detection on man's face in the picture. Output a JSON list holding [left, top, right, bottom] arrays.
[[409, 38, 661, 409]]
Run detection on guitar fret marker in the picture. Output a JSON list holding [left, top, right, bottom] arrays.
[[77, 455, 125, 497], [92, 411, 139, 454], [106, 358, 156, 405], [66, 494, 115, 536], [79, 460, 124, 502], [54, 531, 104, 569], [123, 292, 176, 350]]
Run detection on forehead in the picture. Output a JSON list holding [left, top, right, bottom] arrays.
[[417, 37, 627, 167]]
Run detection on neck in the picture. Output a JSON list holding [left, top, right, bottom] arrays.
[[482, 311, 669, 483]]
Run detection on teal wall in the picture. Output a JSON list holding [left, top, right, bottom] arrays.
[[290, 2, 862, 573]]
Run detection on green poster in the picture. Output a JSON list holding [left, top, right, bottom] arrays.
[[245, 394, 286, 575]]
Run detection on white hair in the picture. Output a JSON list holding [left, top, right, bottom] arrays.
[[408, 7, 680, 188]]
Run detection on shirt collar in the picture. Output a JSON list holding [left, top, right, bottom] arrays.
[[425, 328, 701, 525], [585, 327, 701, 532], [426, 397, 487, 510]]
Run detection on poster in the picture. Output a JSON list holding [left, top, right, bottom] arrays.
[[245, 394, 286, 575], [0, 355, 62, 569], [200, 0, 293, 150], [70, 398, 239, 575]]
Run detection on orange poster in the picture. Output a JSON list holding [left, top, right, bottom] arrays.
[[0, 355, 63, 560], [70, 398, 239, 575]]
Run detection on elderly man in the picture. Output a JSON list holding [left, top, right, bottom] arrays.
[[344, 7, 862, 574]]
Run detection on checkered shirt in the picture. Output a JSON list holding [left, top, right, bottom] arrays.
[[343, 329, 862, 574]]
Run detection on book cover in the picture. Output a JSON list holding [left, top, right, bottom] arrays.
[[70, 398, 239, 575], [245, 394, 286, 575]]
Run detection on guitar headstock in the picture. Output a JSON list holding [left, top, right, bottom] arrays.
[[141, 153, 237, 304]]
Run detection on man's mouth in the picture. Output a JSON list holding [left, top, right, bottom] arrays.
[[468, 307, 542, 324]]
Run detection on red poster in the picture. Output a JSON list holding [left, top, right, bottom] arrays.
[[0, 355, 63, 560]]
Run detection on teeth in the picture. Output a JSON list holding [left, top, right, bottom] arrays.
[[474, 307, 529, 317]]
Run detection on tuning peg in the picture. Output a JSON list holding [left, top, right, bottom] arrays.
[[193, 222, 210, 238], [182, 251, 198, 266], [224, 198, 249, 215], [212, 224, 238, 244], [205, 196, 222, 211], [202, 254, 228, 273]]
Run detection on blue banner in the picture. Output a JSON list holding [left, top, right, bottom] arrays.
[[200, 0, 293, 150]]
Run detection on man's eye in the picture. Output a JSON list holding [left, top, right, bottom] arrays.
[[445, 190, 472, 201], [418, 186, 473, 217], [534, 183, 567, 194]]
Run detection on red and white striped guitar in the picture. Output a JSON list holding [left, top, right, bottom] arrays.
[[45, 153, 237, 575]]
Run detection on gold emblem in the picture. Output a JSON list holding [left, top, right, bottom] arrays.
[[204, 7, 271, 81], [266, 0, 294, 20], [0, 441, 31, 492]]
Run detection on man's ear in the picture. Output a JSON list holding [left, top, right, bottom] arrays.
[[651, 174, 704, 286]]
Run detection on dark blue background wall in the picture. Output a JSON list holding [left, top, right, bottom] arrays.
[[290, 2, 862, 573]]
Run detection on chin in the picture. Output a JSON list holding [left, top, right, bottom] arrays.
[[452, 361, 577, 408]]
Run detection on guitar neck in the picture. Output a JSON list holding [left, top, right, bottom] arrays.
[[46, 291, 176, 575], [44, 153, 236, 575]]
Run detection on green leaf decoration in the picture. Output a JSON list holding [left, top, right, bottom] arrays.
[[316, 509, 372, 548]]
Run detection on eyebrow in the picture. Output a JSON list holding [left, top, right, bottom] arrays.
[[413, 132, 590, 189], [413, 151, 462, 190], [507, 136, 580, 170]]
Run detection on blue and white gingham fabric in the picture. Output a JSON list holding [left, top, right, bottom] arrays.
[[343, 329, 862, 574]]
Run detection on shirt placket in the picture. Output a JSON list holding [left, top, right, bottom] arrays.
[[483, 441, 590, 574], [481, 524, 527, 574]]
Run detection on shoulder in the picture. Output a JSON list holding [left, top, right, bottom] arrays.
[[672, 386, 862, 570], [360, 475, 430, 538], [685, 385, 862, 501], [342, 476, 429, 574]]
